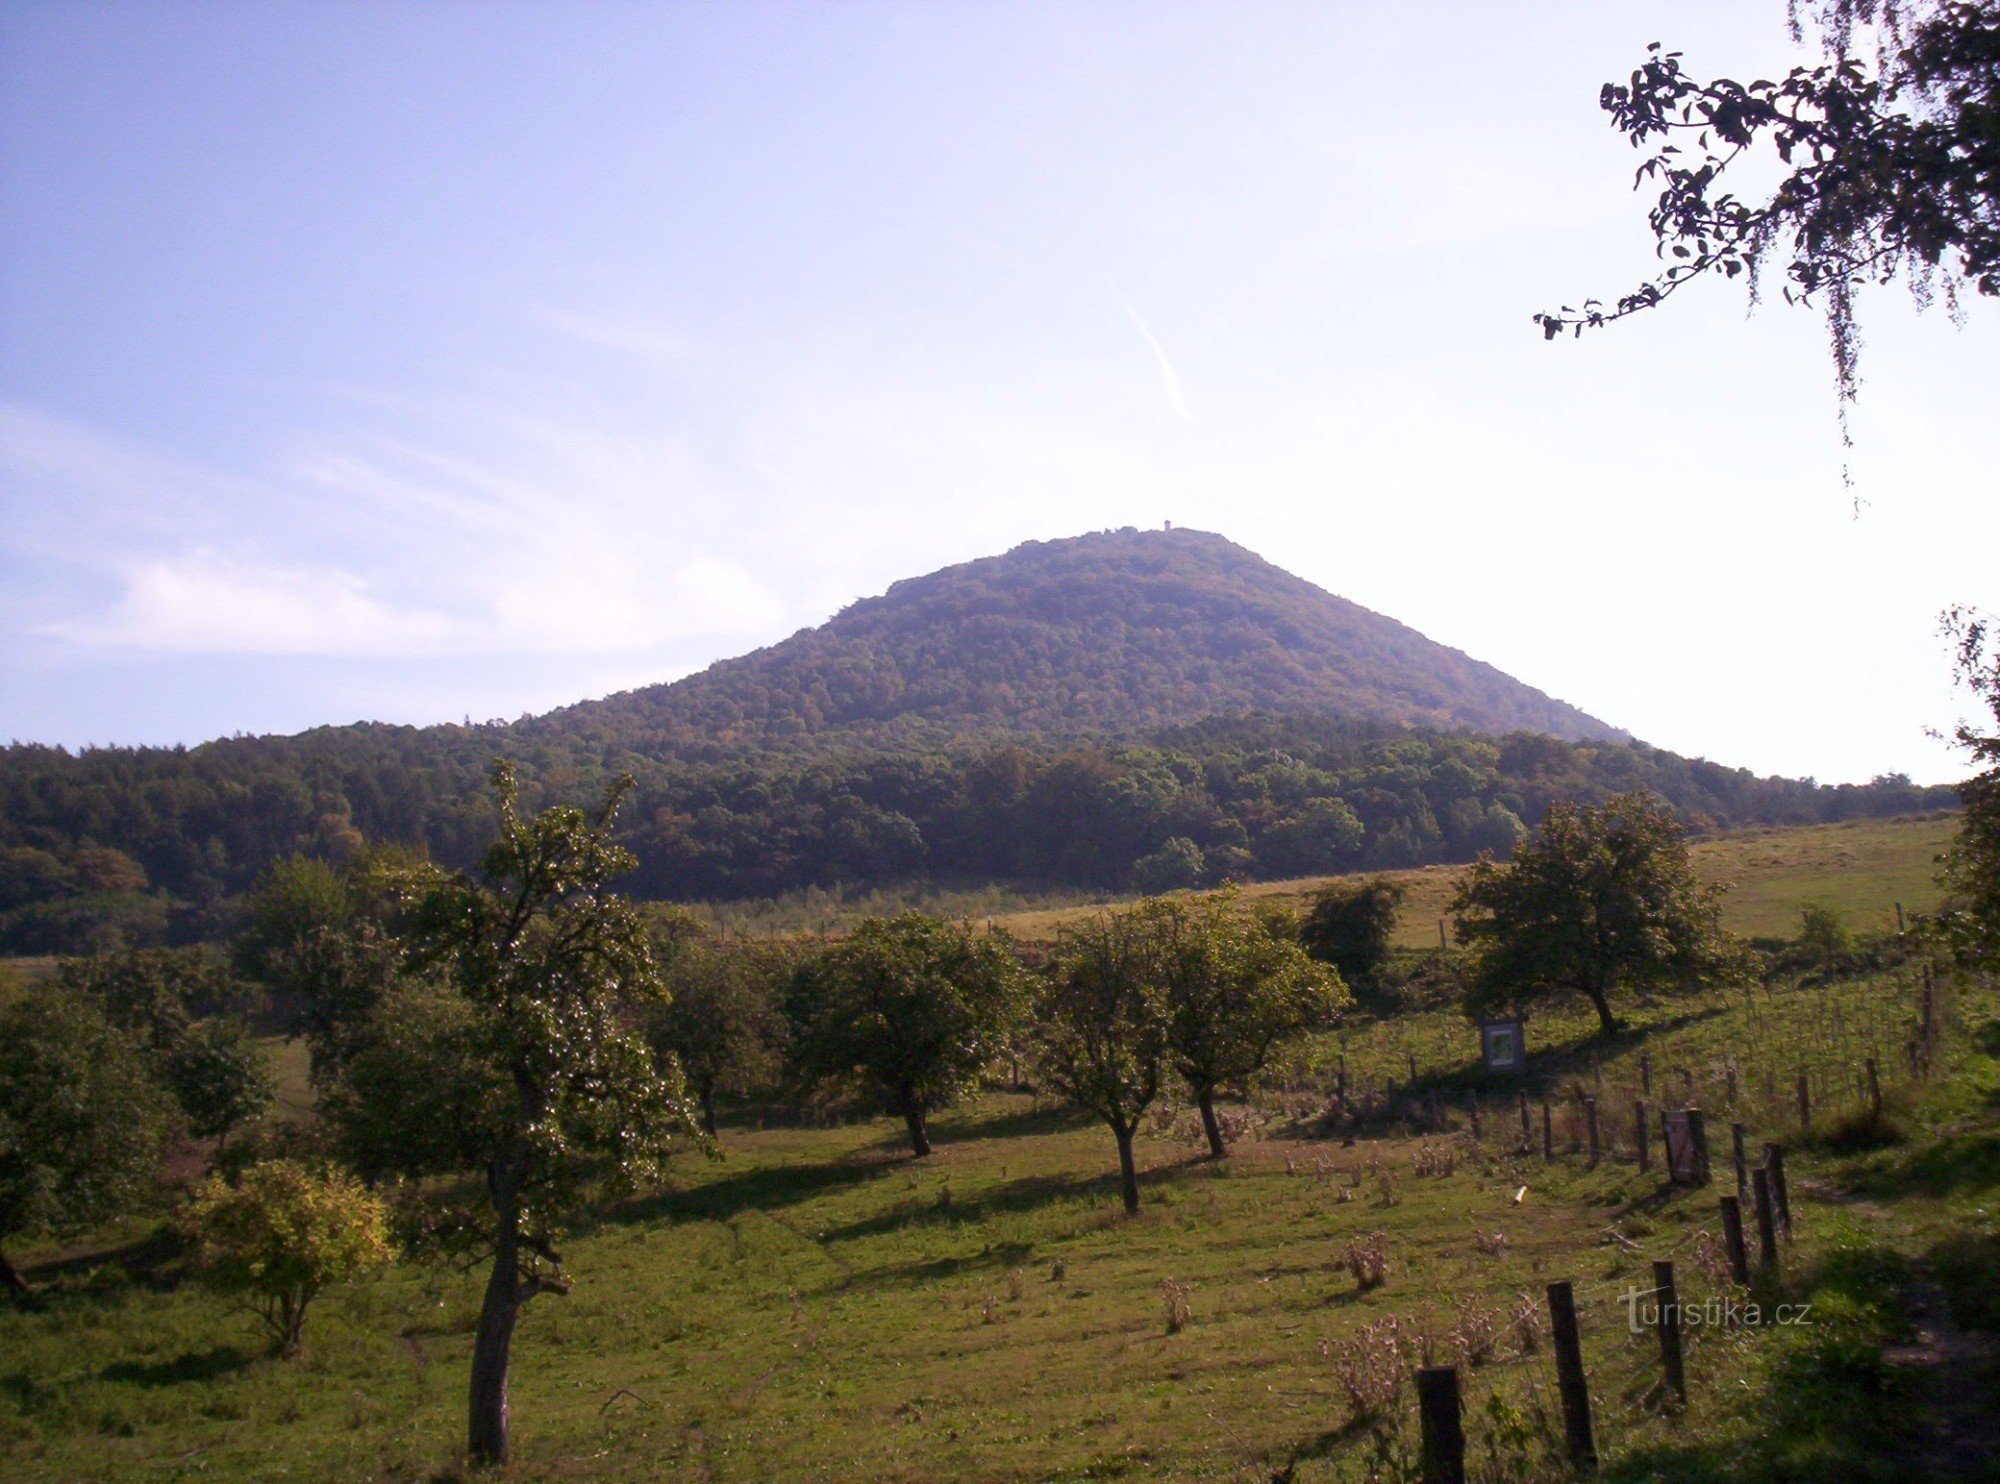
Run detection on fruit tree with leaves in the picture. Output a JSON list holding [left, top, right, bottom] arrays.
[[1452, 793, 1735, 1037]]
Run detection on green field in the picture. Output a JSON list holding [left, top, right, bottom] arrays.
[[1, 810, 1988, 1481], [984, 811, 1960, 949]]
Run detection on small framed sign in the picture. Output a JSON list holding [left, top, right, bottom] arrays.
[[1479, 1018, 1526, 1073]]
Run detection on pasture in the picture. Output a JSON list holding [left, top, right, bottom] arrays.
[[3, 955, 1982, 1481]]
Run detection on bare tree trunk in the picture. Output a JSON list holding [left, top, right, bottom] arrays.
[[700, 1082, 718, 1138], [0, 1247, 28, 1299], [1585, 986, 1617, 1037], [1195, 1089, 1226, 1159], [1113, 1121, 1141, 1214], [903, 1104, 932, 1158], [468, 1166, 524, 1467]]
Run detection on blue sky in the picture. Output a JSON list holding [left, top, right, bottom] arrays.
[[3, 0, 1994, 784]]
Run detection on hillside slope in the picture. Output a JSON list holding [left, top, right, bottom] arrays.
[[537, 527, 1626, 748]]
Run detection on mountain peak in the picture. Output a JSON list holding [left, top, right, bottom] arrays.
[[543, 527, 1624, 748]]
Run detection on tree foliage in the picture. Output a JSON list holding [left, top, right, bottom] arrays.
[[56, 947, 273, 1144], [184, 1159, 392, 1357], [323, 761, 701, 1465], [1298, 877, 1409, 1004], [0, 987, 176, 1297], [645, 930, 789, 1135], [1452, 793, 1735, 1036], [1151, 896, 1347, 1158], [1537, 0, 1997, 465], [786, 914, 1023, 1156], [1942, 605, 2000, 967], [1036, 910, 1173, 1214]]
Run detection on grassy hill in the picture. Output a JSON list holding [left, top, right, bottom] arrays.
[[980, 811, 1961, 948]]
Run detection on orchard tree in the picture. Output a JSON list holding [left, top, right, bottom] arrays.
[[1536, 0, 1997, 473], [786, 914, 1023, 1157], [58, 948, 274, 1146], [646, 932, 788, 1136], [0, 988, 176, 1298], [184, 1159, 392, 1356], [1298, 878, 1408, 1003], [1152, 896, 1347, 1159], [1452, 794, 1733, 1037], [1036, 909, 1171, 1213], [1943, 606, 2000, 967], [237, 849, 425, 1084], [324, 762, 701, 1466]]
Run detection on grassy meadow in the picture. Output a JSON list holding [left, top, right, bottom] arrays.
[[2, 810, 1991, 1481], [983, 812, 1961, 948]]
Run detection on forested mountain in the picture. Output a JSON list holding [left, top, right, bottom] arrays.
[[533, 527, 1626, 748], [0, 527, 1956, 952]]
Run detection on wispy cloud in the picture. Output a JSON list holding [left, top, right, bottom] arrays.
[[529, 307, 695, 367], [1107, 279, 1192, 421], [2, 397, 787, 659]]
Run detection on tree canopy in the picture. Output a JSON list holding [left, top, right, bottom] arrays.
[[184, 1159, 392, 1357], [1451, 793, 1735, 1036], [786, 914, 1024, 1157], [0, 987, 177, 1297], [1943, 606, 2000, 967], [1536, 0, 1997, 467], [1298, 877, 1409, 1005], [324, 761, 701, 1465], [1036, 909, 1173, 1214], [1152, 896, 1347, 1158]]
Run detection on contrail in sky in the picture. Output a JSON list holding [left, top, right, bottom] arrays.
[[1107, 278, 1192, 421]]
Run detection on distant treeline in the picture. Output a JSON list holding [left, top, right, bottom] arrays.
[[0, 711, 1954, 954]]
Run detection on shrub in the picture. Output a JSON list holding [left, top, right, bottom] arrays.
[[184, 1160, 392, 1356]]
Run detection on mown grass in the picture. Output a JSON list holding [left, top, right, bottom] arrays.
[[6, 956, 1988, 1481]]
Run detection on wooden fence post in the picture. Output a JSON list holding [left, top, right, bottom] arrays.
[[1542, 1101, 1554, 1162], [1634, 1100, 1650, 1172], [1416, 1366, 1467, 1484], [1752, 1167, 1781, 1273], [1640, 1053, 1652, 1096], [1725, 1062, 1739, 1106], [1518, 1093, 1531, 1146], [1546, 1281, 1597, 1470], [1763, 1143, 1793, 1238], [1654, 1260, 1686, 1405], [1687, 1108, 1711, 1185], [1719, 1195, 1751, 1285]]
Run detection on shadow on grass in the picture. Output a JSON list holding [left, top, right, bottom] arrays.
[[843, 1239, 1040, 1293], [20, 1226, 186, 1296], [612, 1156, 884, 1227], [931, 1101, 1096, 1142], [1842, 1128, 2000, 1202], [820, 1167, 1116, 1243], [101, 1344, 254, 1388]]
